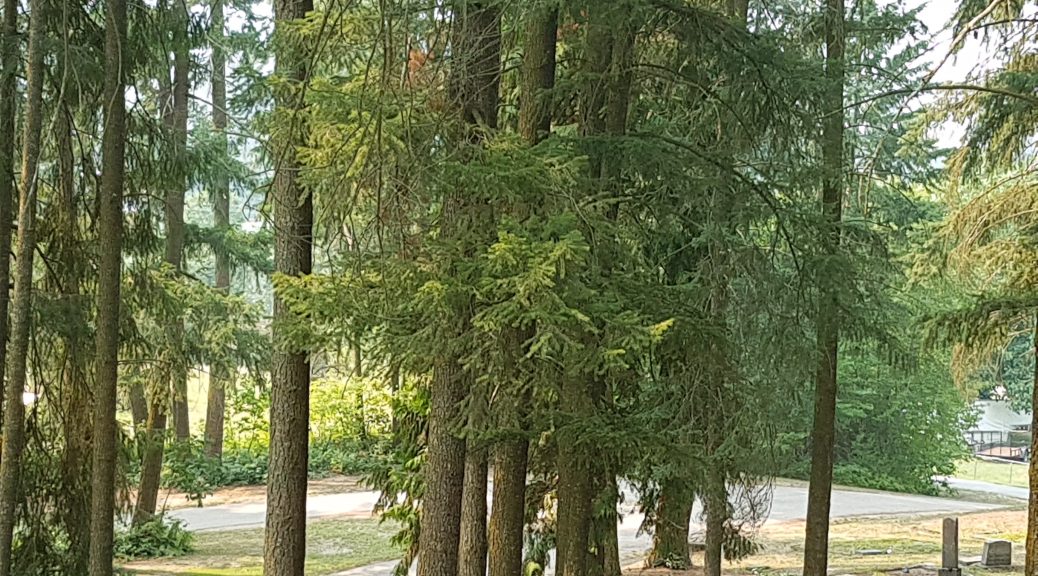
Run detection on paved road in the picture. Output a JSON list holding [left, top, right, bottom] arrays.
[[170, 491, 380, 531], [170, 482, 997, 533], [168, 481, 1000, 576], [941, 476, 1029, 500]]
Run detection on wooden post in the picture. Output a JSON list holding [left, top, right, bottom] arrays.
[[940, 517, 961, 576]]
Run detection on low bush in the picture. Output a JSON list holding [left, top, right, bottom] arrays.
[[156, 375, 394, 504], [220, 448, 269, 486], [114, 515, 194, 559], [163, 439, 222, 506]]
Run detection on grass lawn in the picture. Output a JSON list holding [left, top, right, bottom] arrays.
[[728, 509, 1025, 574], [120, 516, 401, 576], [620, 509, 1024, 576], [955, 458, 1028, 488]]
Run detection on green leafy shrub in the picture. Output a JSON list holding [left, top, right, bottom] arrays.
[[163, 438, 222, 506], [310, 376, 393, 445], [779, 349, 972, 494], [224, 383, 271, 452], [310, 439, 387, 476], [220, 448, 269, 485], [114, 516, 194, 559]]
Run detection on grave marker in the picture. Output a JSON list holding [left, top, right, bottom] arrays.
[[982, 540, 1012, 567], [939, 517, 961, 576]]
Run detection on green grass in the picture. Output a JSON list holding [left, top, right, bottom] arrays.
[[122, 517, 401, 576], [956, 458, 1029, 488]]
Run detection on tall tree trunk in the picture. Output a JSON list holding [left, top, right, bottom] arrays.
[[648, 480, 694, 569], [517, 5, 557, 145], [802, 0, 844, 574], [137, 1, 191, 522], [459, 386, 488, 576], [726, 0, 748, 24], [558, 5, 617, 575], [1026, 312, 1038, 576], [488, 9, 557, 576], [418, 4, 501, 576], [351, 341, 363, 377], [599, 476, 622, 576], [263, 0, 314, 572], [169, 0, 191, 442], [134, 406, 168, 525], [556, 375, 594, 576], [488, 437, 529, 576], [0, 0, 45, 570], [88, 0, 128, 570], [56, 100, 91, 575], [129, 382, 148, 428], [703, 467, 727, 576], [204, 0, 230, 459], [595, 17, 635, 576], [0, 0, 16, 420]]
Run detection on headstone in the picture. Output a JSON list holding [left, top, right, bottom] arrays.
[[982, 540, 1012, 567], [939, 518, 961, 576]]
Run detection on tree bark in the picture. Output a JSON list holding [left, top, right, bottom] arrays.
[[459, 399, 489, 576], [726, 0, 748, 24], [56, 100, 91, 575], [88, 0, 127, 570], [169, 0, 191, 442], [204, 0, 230, 459], [558, 6, 618, 575], [703, 467, 727, 576], [1026, 311, 1038, 576], [130, 381, 148, 428], [263, 0, 314, 572], [600, 476, 621, 576], [134, 407, 167, 525], [488, 438, 529, 576], [648, 480, 694, 569], [0, 0, 16, 427], [517, 5, 557, 145], [136, 1, 191, 519], [0, 0, 45, 569], [556, 375, 594, 576], [487, 9, 557, 576], [418, 4, 501, 576], [802, 0, 844, 575]]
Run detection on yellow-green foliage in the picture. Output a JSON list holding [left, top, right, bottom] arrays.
[[310, 376, 393, 443]]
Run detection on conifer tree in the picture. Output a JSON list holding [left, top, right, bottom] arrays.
[[0, 0, 46, 570], [419, 3, 502, 576], [487, 6, 557, 576], [264, 0, 315, 571], [205, 0, 231, 458], [803, 0, 846, 573], [88, 0, 128, 570], [0, 0, 15, 405]]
